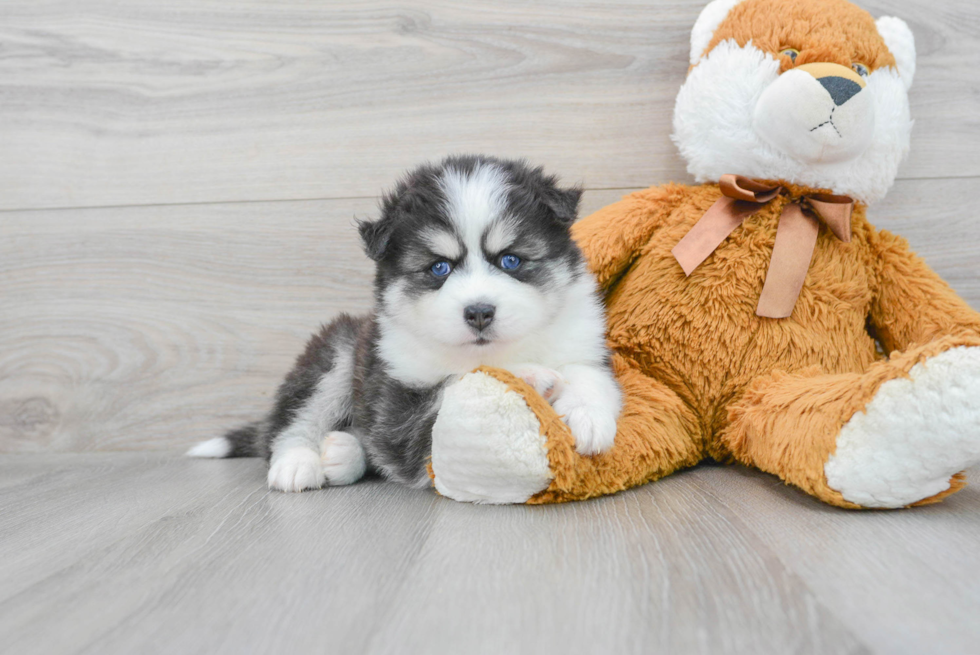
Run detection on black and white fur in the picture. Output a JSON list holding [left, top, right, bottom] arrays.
[[187, 155, 622, 492]]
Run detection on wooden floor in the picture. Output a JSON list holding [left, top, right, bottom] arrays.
[[3, 453, 980, 655]]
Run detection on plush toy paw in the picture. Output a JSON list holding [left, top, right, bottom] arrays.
[[825, 346, 980, 507], [268, 446, 325, 492], [431, 370, 553, 504]]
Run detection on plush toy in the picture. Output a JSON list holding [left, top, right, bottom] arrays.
[[428, 0, 980, 508]]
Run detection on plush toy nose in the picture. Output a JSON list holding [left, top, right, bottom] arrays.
[[795, 62, 866, 106], [819, 77, 862, 106], [464, 303, 495, 331]]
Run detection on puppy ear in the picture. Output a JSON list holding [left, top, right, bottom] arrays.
[[689, 0, 744, 65], [357, 214, 394, 262], [541, 185, 583, 225], [876, 16, 916, 90]]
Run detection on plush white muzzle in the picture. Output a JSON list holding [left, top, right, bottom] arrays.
[[753, 65, 875, 164]]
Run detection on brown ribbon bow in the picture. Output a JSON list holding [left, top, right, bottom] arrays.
[[671, 175, 855, 319]]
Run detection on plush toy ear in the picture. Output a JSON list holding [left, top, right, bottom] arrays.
[[689, 0, 744, 65], [876, 16, 916, 90]]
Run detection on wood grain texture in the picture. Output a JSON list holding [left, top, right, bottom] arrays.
[[2, 182, 978, 453], [0, 453, 885, 655], [696, 463, 980, 655], [0, 198, 374, 452], [6, 453, 980, 654], [0, 0, 978, 210]]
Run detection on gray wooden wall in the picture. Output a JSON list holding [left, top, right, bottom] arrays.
[[2, 0, 978, 453]]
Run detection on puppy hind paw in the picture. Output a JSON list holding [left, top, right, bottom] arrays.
[[320, 431, 367, 486], [267, 447, 325, 492]]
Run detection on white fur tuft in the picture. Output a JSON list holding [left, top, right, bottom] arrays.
[[876, 16, 916, 90], [438, 162, 510, 244], [185, 437, 232, 458], [825, 347, 980, 508], [689, 0, 744, 65]]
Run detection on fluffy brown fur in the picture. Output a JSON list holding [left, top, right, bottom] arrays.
[[704, 0, 897, 73]]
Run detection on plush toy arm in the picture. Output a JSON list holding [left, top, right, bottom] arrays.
[[430, 356, 703, 504], [572, 184, 684, 290], [870, 229, 980, 353]]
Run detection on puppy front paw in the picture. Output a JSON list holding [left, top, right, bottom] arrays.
[[268, 447, 325, 492], [508, 363, 565, 403], [554, 397, 617, 456]]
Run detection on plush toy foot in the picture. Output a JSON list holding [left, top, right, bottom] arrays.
[[825, 346, 980, 508], [431, 370, 552, 504]]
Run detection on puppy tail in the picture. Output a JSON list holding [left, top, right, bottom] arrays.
[[186, 422, 262, 458]]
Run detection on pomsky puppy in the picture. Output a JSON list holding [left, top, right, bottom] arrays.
[[187, 155, 622, 492]]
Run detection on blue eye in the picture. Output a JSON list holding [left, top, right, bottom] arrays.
[[430, 261, 452, 277], [500, 254, 521, 270]]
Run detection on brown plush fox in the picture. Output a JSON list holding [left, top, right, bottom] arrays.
[[430, 0, 980, 508]]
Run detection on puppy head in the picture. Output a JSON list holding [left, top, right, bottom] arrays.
[[360, 155, 583, 351], [674, 0, 916, 204]]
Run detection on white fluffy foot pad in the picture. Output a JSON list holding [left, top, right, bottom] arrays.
[[268, 446, 325, 492], [826, 346, 980, 508], [320, 431, 367, 486], [431, 371, 553, 504]]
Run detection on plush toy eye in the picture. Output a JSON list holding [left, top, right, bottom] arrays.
[[780, 48, 799, 62], [852, 62, 869, 77], [499, 254, 522, 270], [430, 260, 452, 277]]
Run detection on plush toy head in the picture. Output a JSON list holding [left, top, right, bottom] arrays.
[[673, 0, 916, 204]]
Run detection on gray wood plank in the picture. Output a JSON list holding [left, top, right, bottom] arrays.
[[0, 198, 375, 453], [2, 181, 978, 453], [366, 474, 867, 655], [689, 462, 980, 654], [0, 0, 977, 210], [0, 453, 870, 655], [0, 453, 268, 603]]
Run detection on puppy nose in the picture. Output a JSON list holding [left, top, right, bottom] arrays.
[[464, 303, 495, 331], [819, 76, 862, 106]]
